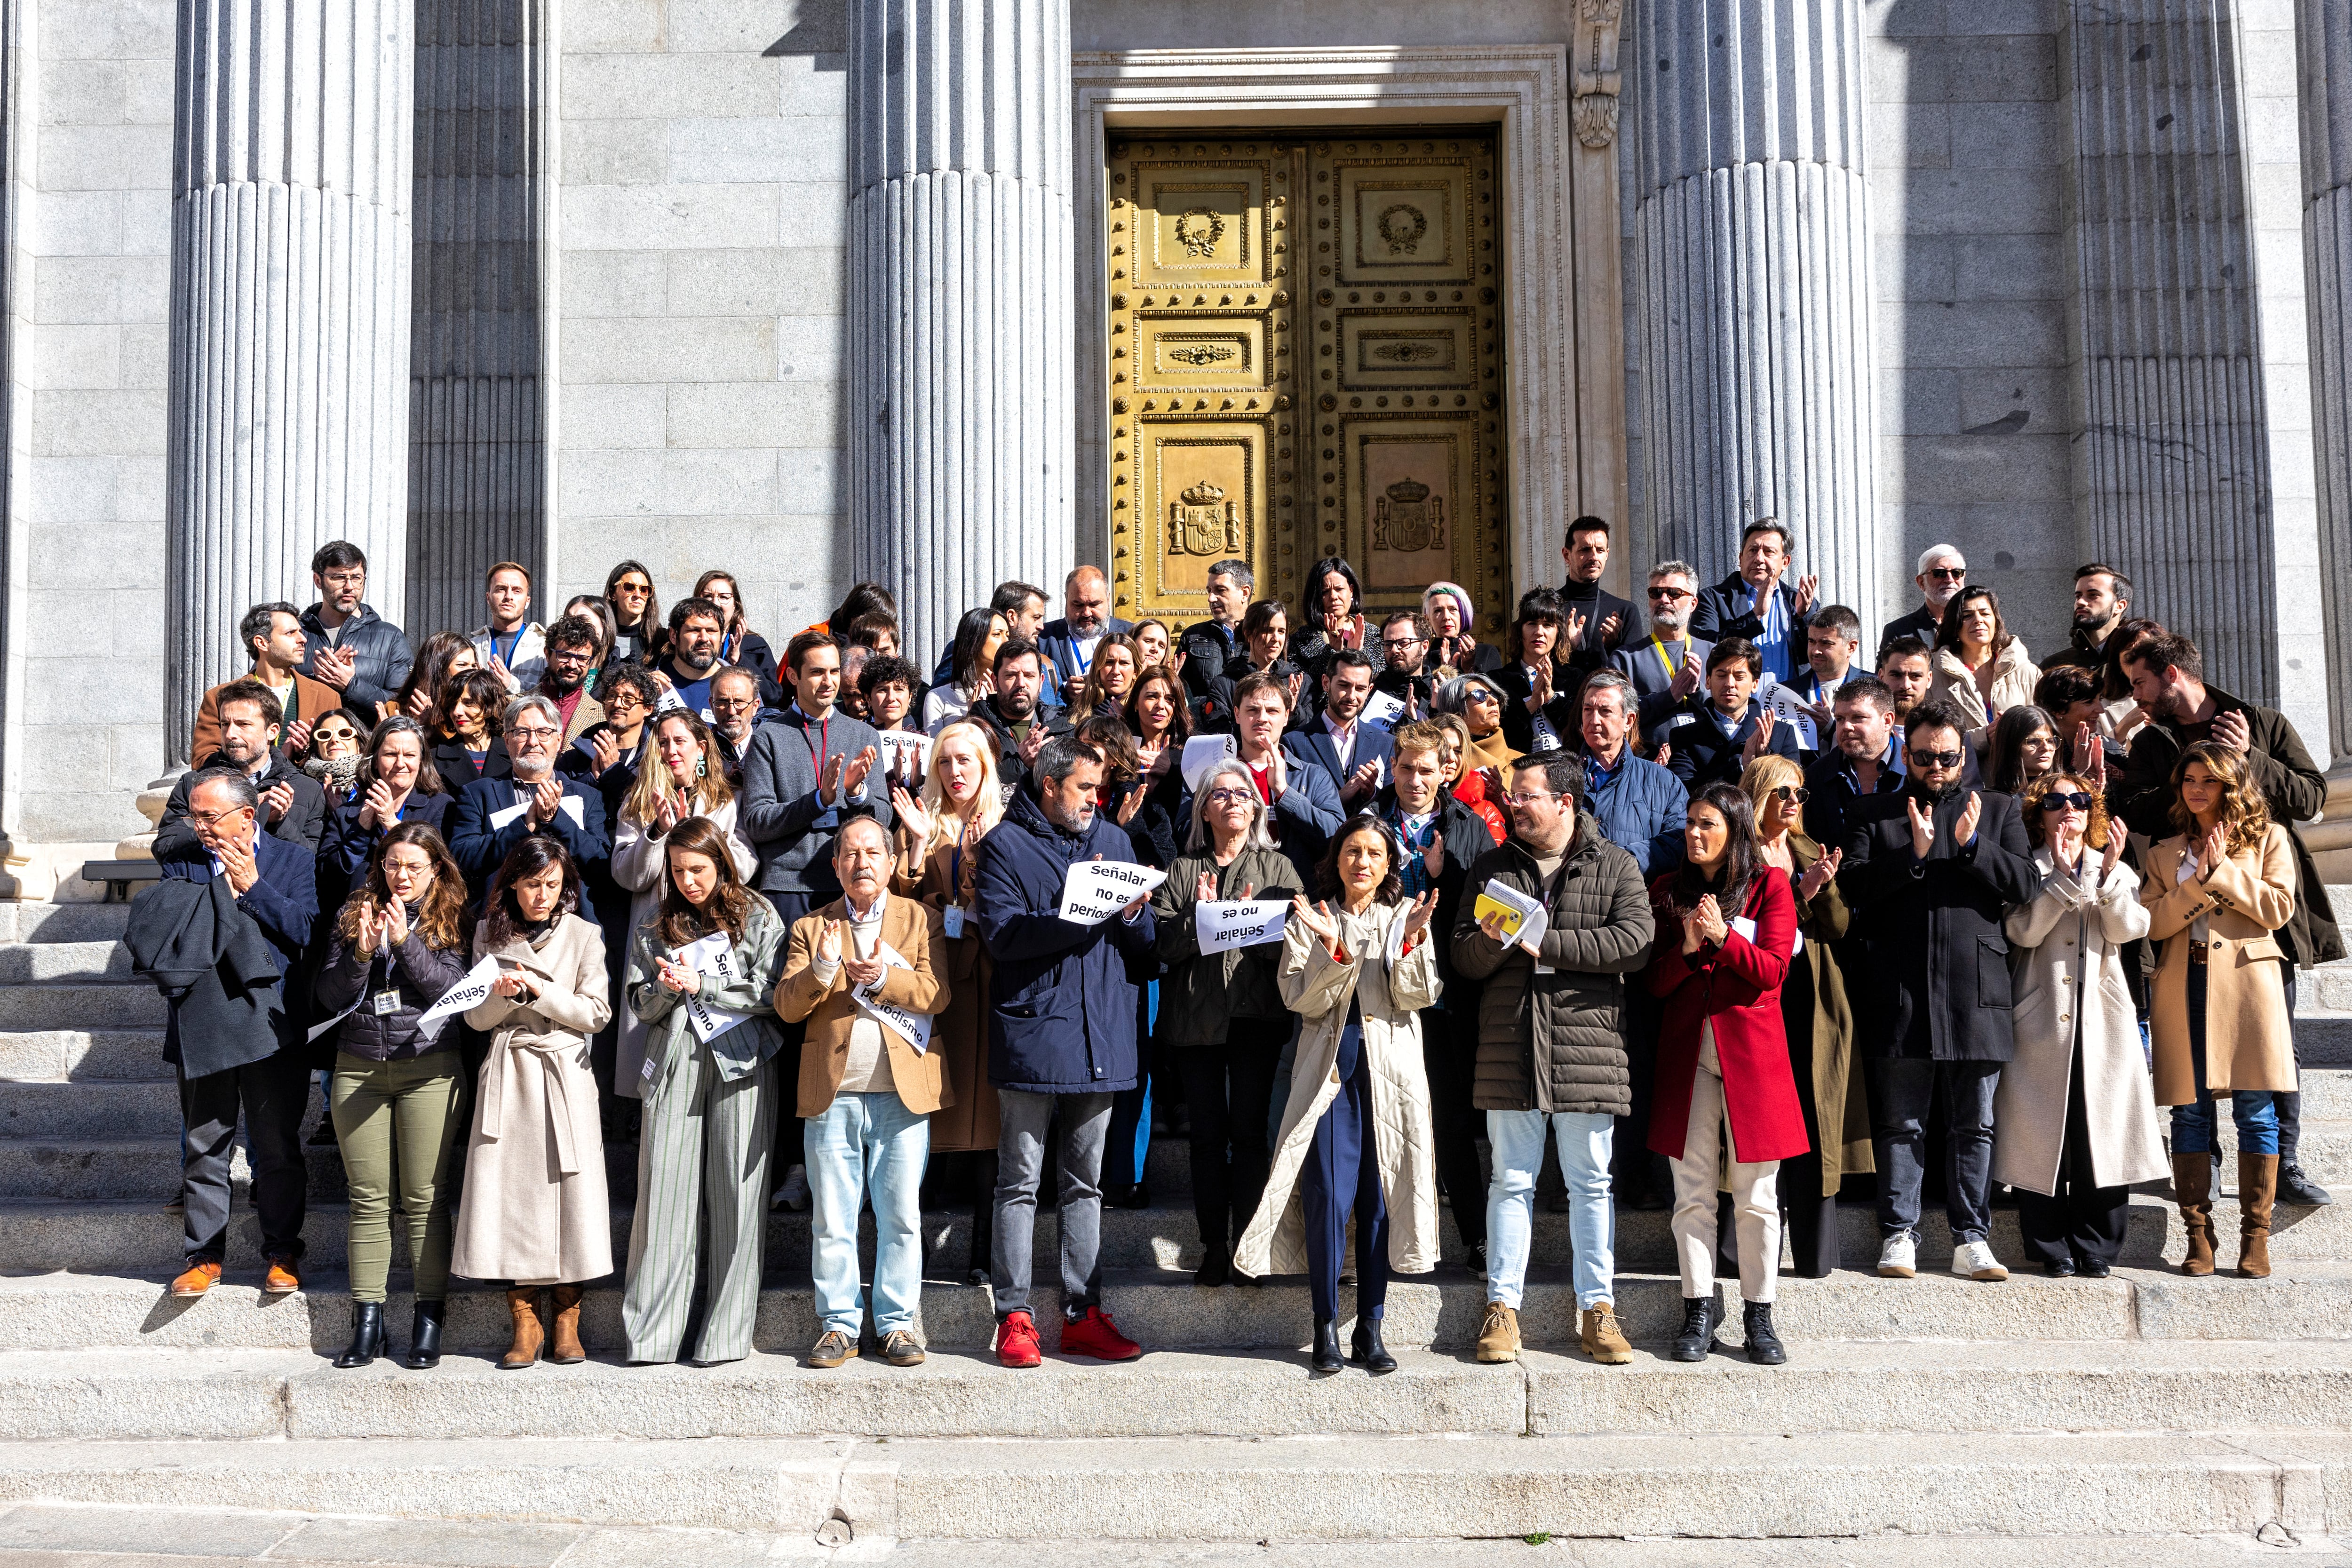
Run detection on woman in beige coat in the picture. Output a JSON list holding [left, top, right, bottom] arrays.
[[1927, 586, 2040, 740], [1992, 772, 2164, 1277], [2141, 740, 2299, 1279], [451, 835, 614, 1369], [1236, 816, 1440, 1376]]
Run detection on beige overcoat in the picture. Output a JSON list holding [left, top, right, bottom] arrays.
[[1992, 848, 2167, 1194], [2141, 825, 2300, 1103], [1236, 903, 1441, 1281], [891, 835, 998, 1152], [451, 912, 614, 1284], [1928, 638, 2042, 741]]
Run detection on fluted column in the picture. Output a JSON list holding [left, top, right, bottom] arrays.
[[1630, 0, 1882, 630], [847, 0, 1073, 662], [2302, 0, 2352, 763], [167, 0, 413, 763]]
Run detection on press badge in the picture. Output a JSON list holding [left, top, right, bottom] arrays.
[[370, 990, 402, 1017], [943, 906, 967, 939]]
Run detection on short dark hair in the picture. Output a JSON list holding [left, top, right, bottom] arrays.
[[545, 614, 602, 654], [992, 637, 1042, 675], [2127, 630, 2201, 683], [215, 677, 283, 730], [1742, 517, 1793, 554], [310, 541, 366, 575], [1706, 637, 1762, 678], [785, 629, 838, 672], [2076, 562, 2134, 603], [1323, 648, 1375, 683], [239, 601, 298, 661], [1808, 604, 1861, 644], [1513, 751, 1589, 808], [1381, 608, 1430, 640], [669, 596, 723, 635], [1033, 734, 1101, 790], [1241, 598, 1288, 640], [992, 581, 1046, 617], [1513, 589, 1565, 629], [2033, 664, 2100, 715], [1903, 702, 1971, 742], [1879, 635, 1933, 669], [1566, 515, 1610, 546], [858, 654, 920, 697], [845, 611, 898, 650], [1232, 669, 1292, 711], [1833, 675, 1896, 717]]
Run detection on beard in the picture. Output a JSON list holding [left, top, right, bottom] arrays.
[[1908, 774, 1966, 805], [675, 648, 717, 677], [1652, 606, 1686, 633]]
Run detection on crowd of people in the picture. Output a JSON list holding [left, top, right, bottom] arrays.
[[121, 519, 2340, 1376]]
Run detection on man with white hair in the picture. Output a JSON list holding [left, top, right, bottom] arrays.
[[1038, 564, 1134, 700], [1879, 544, 1968, 654], [445, 692, 613, 891]]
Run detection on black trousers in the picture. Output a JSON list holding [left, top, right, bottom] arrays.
[[178, 1048, 310, 1264], [1177, 1016, 1286, 1256], [1421, 1002, 1486, 1253], [2015, 1022, 2129, 1267], [2278, 969, 2304, 1164]]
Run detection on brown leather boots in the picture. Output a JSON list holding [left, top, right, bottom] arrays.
[[2238, 1152, 2278, 1279], [501, 1284, 589, 1368], [548, 1284, 587, 1363], [2173, 1152, 2215, 1276]]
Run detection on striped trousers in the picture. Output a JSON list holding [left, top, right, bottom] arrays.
[[620, 1039, 777, 1364]]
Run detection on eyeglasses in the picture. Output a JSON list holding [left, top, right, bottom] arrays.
[[606, 693, 646, 711], [2039, 792, 2096, 813], [1770, 785, 1811, 804], [1925, 567, 1967, 581], [1912, 748, 1964, 769], [1647, 587, 1693, 601], [1383, 636, 1426, 650], [710, 695, 758, 712], [547, 646, 591, 664], [1505, 791, 1557, 808], [320, 570, 365, 589], [1205, 788, 1257, 806], [509, 724, 560, 741], [187, 806, 253, 828]]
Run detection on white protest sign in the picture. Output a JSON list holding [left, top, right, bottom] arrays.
[[1057, 859, 1168, 926], [679, 931, 756, 1044], [851, 939, 933, 1054], [1196, 898, 1291, 954], [417, 955, 503, 1029], [486, 793, 586, 832], [1180, 732, 1238, 791], [1757, 676, 1819, 753], [488, 801, 526, 831], [875, 731, 933, 793], [1360, 690, 1407, 732]]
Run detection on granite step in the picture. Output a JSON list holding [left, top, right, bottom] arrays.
[[0, 905, 133, 944], [0, 941, 134, 984], [0, 1028, 169, 1082], [0, 983, 163, 1032], [0, 1080, 181, 1138]]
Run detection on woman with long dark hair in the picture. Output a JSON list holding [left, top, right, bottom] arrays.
[[604, 560, 663, 665], [451, 835, 614, 1369], [923, 606, 1009, 731], [393, 631, 479, 725], [1928, 586, 2040, 736], [1983, 703, 2061, 796], [1645, 783, 1804, 1365], [317, 823, 474, 1370], [1067, 632, 1143, 726], [1291, 556, 1367, 683]]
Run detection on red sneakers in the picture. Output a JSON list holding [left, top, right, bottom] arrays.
[[1058, 1305, 1142, 1361], [994, 1309, 1043, 1369]]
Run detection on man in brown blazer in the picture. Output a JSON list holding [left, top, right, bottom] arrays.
[[775, 812, 949, 1370], [193, 602, 344, 762]]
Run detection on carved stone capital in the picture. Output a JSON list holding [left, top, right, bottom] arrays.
[[1573, 0, 1622, 146]]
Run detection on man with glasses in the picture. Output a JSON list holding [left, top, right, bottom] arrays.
[[156, 682, 329, 856], [195, 601, 341, 762], [1453, 753, 1653, 1367], [536, 615, 608, 746], [447, 693, 612, 892], [1612, 560, 1713, 730], [707, 667, 773, 787], [135, 768, 318, 1299], [1839, 702, 2041, 1283], [1374, 609, 1438, 718], [298, 541, 414, 716], [1879, 544, 1968, 655]]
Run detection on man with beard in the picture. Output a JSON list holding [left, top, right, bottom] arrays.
[[1878, 543, 1968, 655], [706, 666, 771, 787], [1690, 519, 1817, 685], [299, 541, 414, 716], [2113, 632, 2343, 1206], [1839, 703, 2041, 1283], [1179, 558, 1255, 710], [445, 693, 612, 893], [1876, 635, 1937, 722], [155, 682, 329, 856], [1557, 516, 1641, 671], [536, 615, 607, 745], [1373, 608, 1438, 719], [1038, 564, 1133, 702], [1802, 676, 1906, 858], [973, 640, 1072, 791], [2041, 563, 2135, 677], [1283, 649, 1393, 809], [1614, 560, 1713, 732], [655, 597, 728, 717]]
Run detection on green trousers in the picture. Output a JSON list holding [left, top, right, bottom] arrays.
[[330, 1050, 464, 1304]]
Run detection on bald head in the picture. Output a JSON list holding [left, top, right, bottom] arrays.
[[1064, 565, 1111, 636]]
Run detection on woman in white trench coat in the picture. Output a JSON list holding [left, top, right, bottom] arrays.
[[1991, 771, 2166, 1276], [1236, 814, 1440, 1376]]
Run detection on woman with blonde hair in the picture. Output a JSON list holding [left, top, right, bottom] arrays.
[[1429, 711, 1507, 840], [1739, 753, 1870, 1279], [1994, 771, 2163, 1277], [2142, 740, 2300, 1278], [609, 708, 757, 1097], [890, 717, 1006, 1280]]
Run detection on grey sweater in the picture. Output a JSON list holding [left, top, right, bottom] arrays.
[[738, 707, 894, 896]]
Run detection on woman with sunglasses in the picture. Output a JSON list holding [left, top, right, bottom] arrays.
[[2142, 741, 2299, 1278], [298, 708, 372, 802], [1151, 760, 1305, 1285], [1740, 755, 1869, 1279], [1433, 673, 1521, 783], [604, 561, 663, 666], [1429, 713, 1508, 841], [1992, 772, 2163, 1277]]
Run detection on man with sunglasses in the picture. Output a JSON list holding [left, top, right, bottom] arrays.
[[1613, 561, 1714, 731], [1839, 703, 2042, 1283], [1878, 544, 1967, 656]]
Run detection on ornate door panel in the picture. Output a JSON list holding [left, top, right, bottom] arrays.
[[1107, 129, 1506, 634]]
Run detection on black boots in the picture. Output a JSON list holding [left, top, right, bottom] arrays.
[[1193, 1245, 1231, 1288], [1741, 1300, 1787, 1366], [402, 1300, 445, 1369], [334, 1302, 387, 1369], [1349, 1320, 1397, 1375], [1311, 1317, 1345, 1373], [1671, 1294, 1723, 1362]]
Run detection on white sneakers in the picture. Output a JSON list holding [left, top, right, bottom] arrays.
[[1876, 1233, 1917, 1278], [1951, 1240, 2009, 1281], [771, 1163, 811, 1213]]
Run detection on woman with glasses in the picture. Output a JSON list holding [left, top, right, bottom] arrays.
[[604, 561, 663, 666], [430, 669, 512, 785], [2142, 741, 2299, 1278], [1993, 771, 2163, 1277], [1983, 704, 2061, 796], [298, 708, 371, 801], [1422, 581, 1501, 677], [1151, 760, 1305, 1285], [1740, 755, 1869, 1279], [1929, 586, 2041, 739]]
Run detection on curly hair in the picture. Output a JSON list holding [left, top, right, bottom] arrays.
[[1313, 812, 1404, 906], [2167, 740, 2271, 857], [2018, 770, 2113, 852], [653, 815, 757, 949], [336, 823, 468, 951]]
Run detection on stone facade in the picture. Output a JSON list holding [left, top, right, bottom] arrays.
[[0, 0, 2341, 875]]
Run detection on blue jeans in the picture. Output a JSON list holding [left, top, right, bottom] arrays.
[[2169, 963, 2282, 1155], [1486, 1109, 1615, 1311], [805, 1091, 930, 1337]]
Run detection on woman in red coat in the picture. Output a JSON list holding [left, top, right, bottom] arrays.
[[1646, 781, 1807, 1367]]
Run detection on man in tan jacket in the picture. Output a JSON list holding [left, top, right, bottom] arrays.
[[775, 812, 949, 1369]]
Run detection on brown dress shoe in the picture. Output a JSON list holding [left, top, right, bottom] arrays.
[[806, 1329, 857, 1369], [500, 1287, 545, 1369], [547, 1283, 587, 1364], [882, 1329, 926, 1367], [171, 1260, 222, 1297], [262, 1257, 301, 1295]]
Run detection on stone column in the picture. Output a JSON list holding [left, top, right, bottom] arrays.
[[2297, 0, 2352, 867], [167, 0, 414, 764], [1629, 0, 1883, 630], [846, 0, 1073, 661]]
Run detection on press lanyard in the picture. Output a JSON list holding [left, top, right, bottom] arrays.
[[1649, 636, 1682, 682], [493, 627, 525, 668]]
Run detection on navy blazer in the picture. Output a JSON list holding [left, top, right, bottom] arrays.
[[1690, 571, 1811, 661], [1037, 616, 1136, 699], [155, 830, 318, 980], [1649, 695, 1801, 792], [445, 772, 612, 889], [1281, 721, 1396, 812], [318, 791, 455, 893]]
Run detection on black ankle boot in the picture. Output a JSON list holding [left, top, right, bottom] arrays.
[[1670, 1295, 1722, 1362], [1193, 1245, 1231, 1288], [1741, 1300, 1787, 1366], [1349, 1319, 1397, 1375], [334, 1301, 387, 1369], [403, 1299, 445, 1369], [1311, 1317, 1344, 1373]]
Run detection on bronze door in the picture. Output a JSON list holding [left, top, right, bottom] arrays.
[[1107, 129, 1505, 635]]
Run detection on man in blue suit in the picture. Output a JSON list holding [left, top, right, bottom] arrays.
[[146, 769, 318, 1297], [1690, 518, 1819, 685], [1281, 649, 1395, 814], [446, 692, 612, 894], [1034, 565, 1133, 702]]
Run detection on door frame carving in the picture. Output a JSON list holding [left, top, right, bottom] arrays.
[[1072, 43, 1631, 614]]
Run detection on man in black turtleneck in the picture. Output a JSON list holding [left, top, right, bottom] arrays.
[[1557, 516, 1641, 675], [2040, 563, 2133, 678]]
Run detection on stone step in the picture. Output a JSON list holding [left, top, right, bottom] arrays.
[[0, 1028, 169, 1082], [2297, 1009, 2352, 1064], [0, 1080, 180, 1138], [2, 1338, 2350, 1446], [0, 941, 133, 984], [0, 904, 133, 943], [0, 983, 163, 1032], [5, 1262, 2347, 1354]]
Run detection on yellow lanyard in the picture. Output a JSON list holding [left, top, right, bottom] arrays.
[[1649, 636, 1683, 682]]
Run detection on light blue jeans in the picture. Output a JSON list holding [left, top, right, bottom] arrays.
[[806, 1090, 930, 1337], [1486, 1109, 1616, 1310]]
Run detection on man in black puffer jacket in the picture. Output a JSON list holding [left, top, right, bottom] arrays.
[[1452, 752, 1653, 1369]]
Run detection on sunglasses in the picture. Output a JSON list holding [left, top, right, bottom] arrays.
[[1647, 587, 1693, 601], [2039, 792, 2096, 813], [313, 727, 356, 742], [1925, 567, 1967, 581], [1911, 749, 1965, 769], [1770, 785, 1810, 804]]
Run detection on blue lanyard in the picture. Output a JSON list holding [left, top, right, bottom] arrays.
[[493, 627, 525, 668]]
